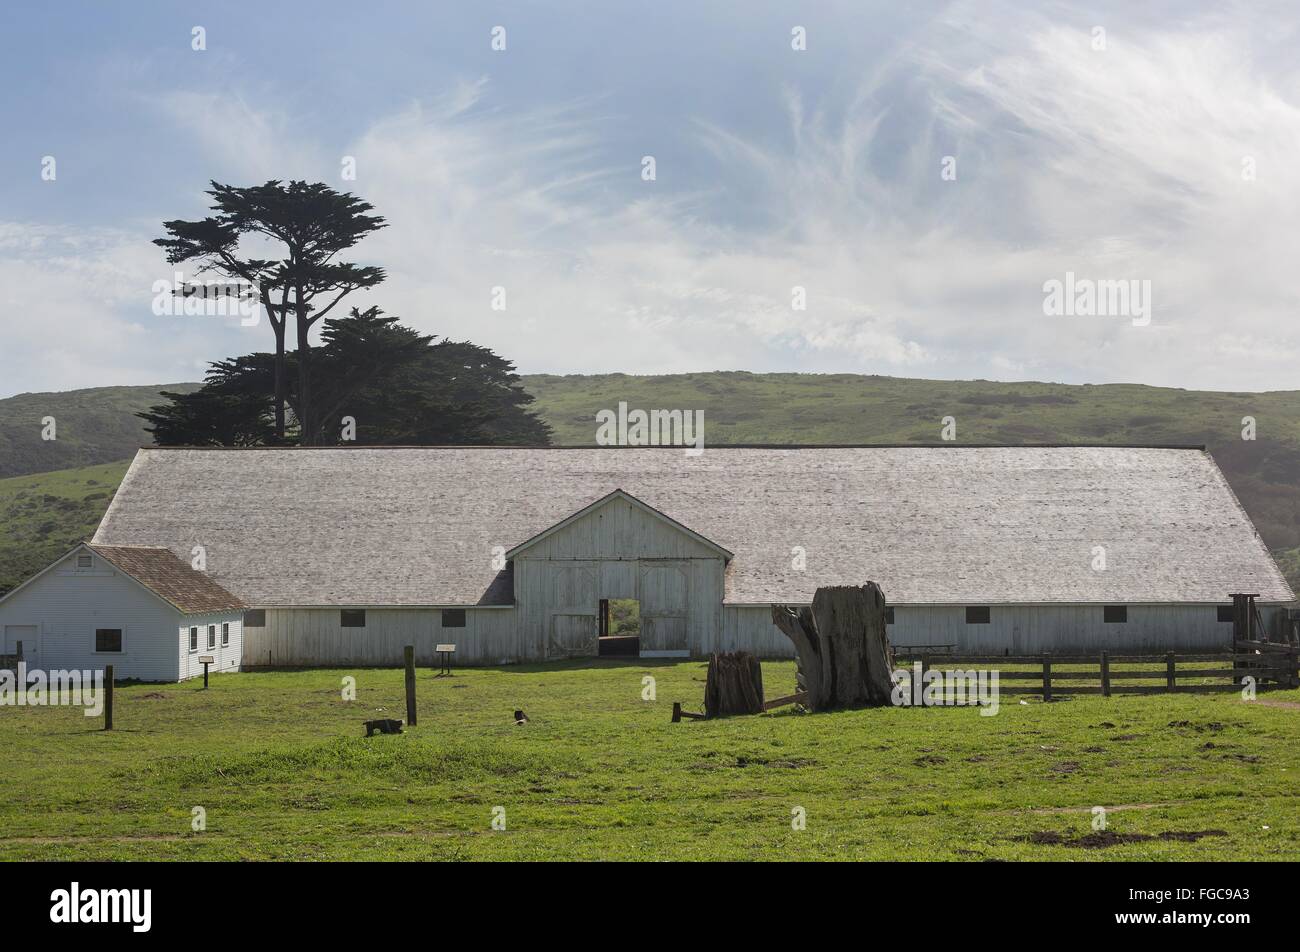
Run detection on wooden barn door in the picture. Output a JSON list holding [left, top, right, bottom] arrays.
[[638, 561, 689, 657], [544, 562, 599, 659]]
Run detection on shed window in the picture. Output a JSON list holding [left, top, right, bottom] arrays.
[[441, 609, 466, 628], [1103, 605, 1127, 624], [341, 610, 366, 628], [221, 623, 230, 646], [1217, 605, 1235, 623], [189, 627, 198, 651], [95, 629, 122, 653], [883, 607, 895, 625], [965, 606, 990, 625], [243, 609, 266, 628], [207, 625, 216, 649], [76, 554, 93, 569]]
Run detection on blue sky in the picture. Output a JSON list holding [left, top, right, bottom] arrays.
[[2, 0, 1298, 397]]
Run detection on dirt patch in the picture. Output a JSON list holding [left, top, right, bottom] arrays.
[[733, 755, 815, 769], [1256, 698, 1300, 710], [1081, 746, 1105, 753], [1026, 829, 1228, 849], [914, 754, 948, 766], [1049, 761, 1081, 774], [1111, 734, 1141, 741], [138, 692, 168, 700], [1024, 801, 1181, 815]]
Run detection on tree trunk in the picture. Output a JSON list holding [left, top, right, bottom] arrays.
[[272, 326, 286, 441], [704, 652, 764, 717], [296, 306, 314, 445], [771, 583, 894, 711]]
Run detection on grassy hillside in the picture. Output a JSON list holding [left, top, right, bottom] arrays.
[[0, 383, 198, 480], [2, 373, 1298, 595], [0, 460, 131, 596], [1, 661, 1296, 860]]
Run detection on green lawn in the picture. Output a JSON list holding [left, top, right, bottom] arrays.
[[1, 660, 1296, 861]]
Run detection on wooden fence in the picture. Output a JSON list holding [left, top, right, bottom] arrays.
[[893, 641, 1298, 699]]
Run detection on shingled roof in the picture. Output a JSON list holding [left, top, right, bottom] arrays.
[[86, 544, 246, 613], [92, 446, 1294, 607]]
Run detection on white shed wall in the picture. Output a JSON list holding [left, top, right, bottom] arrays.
[[0, 550, 182, 681]]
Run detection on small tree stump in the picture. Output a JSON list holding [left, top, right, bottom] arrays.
[[704, 652, 765, 717], [771, 583, 894, 711]]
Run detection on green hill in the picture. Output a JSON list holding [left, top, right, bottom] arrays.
[[0, 383, 199, 480], [0, 460, 132, 596], [2, 373, 1298, 596]]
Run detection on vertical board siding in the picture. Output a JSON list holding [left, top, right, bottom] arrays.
[[0, 550, 183, 681]]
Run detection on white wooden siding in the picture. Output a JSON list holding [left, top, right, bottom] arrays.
[[0, 550, 182, 681], [178, 613, 244, 680]]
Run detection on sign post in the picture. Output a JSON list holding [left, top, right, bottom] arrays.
[[199, 655, 214, 689], [436, 644, 456, 677]]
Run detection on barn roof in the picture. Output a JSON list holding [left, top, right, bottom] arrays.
[[92, 446, 1293, 607]]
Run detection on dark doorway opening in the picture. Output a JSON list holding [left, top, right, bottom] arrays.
[[598, 597, 640, 657]]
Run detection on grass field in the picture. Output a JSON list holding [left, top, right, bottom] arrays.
[[1, 660, 1296, 861]]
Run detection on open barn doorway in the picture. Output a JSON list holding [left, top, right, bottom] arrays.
[[598, 598, 641, 657]]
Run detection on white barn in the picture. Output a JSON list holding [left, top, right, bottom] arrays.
[[69, 444, 1293, 667], [0, 542, 245, 682]]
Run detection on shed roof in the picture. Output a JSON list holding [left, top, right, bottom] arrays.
[[92, 446, 1293, 607], [86, 544, 246, 614]]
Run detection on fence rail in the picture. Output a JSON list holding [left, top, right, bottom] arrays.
[[892, 647, 1299, 698]]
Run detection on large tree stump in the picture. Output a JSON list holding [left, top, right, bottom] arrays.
[[704, 652, 765, 717], [771, 583, 894, 711]]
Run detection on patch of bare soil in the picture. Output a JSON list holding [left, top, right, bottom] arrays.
[[1256, 699, 1300, 710], [138, 692, 168, 700], [1026, 829, 1228, 849]]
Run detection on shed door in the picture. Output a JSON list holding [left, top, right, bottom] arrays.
[[548, 613, 599, 658], [639, 562, 689, 655]]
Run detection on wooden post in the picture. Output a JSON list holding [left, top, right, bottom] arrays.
[[1100, 650, 1111, 698], [403, 645, 417, 727], [671, 701, 682, 723], [1042, 653, 1052, 702], [103, 664, 114, 731], [918, 653, 929, 708], [1166, 651, 1176, 691]]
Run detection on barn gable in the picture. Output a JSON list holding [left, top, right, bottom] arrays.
[[506, 489, 733, 562]]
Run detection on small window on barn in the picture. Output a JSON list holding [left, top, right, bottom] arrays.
[[442, 609, 467, 628], [207, 625, 216, 649], [221, 623, 230, 646], [965, 606, 990, 625], [243, 609, 266, 628], [1103, 605, 1128, 624], [883, 607, 895, 625], [76, 554, 93, 569], [341, 609, 366, 628], [189, 627, 198, 651], [95, 629, 122, 653], [1217, 605, 1235, 623]]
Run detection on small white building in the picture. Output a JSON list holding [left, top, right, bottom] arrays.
[[0, 543, 245, 682]]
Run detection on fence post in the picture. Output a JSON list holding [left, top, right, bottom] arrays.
[[919, 653, 929, 708], [103, 664, 114, 731], [404, 645, 417, 727], [1042, 653, 1052, 702], [1100, 650, 1110, 698], [1165, 651, 1176, 692]]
